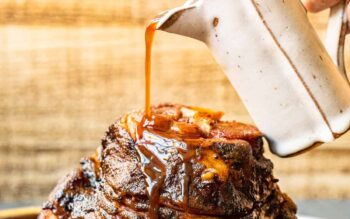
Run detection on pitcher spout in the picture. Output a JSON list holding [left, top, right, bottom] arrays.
[[156, 0, 205, 41]]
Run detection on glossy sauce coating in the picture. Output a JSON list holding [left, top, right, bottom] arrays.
[[39, 104, 297, 218], [125, 105, 262, 218]]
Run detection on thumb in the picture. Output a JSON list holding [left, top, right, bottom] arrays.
[[302, 0, 342, 13], [344, 2, 350, 31]]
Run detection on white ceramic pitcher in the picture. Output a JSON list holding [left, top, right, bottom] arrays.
[[155, 0, 350, 157]]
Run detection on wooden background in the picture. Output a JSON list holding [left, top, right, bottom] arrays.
[[1, 0, 350, 203]]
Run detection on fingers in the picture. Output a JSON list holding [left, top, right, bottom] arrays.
[[347, 4, 350, 30], [302, 0, 341, 12], [302, 0, 350, 33]]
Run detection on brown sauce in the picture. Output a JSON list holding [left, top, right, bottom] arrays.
[[136, 128, 195, 218], [132, 105, 263, 218], [131, 105, 262, 218], [135, 141, 166, 219], [143, 15, 261, 216], [145, 20, 158, 118], [143, 20, 166, 218]]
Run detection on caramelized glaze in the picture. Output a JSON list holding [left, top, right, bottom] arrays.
[[40, 104, 297, 218], [124, 105, 262, 218]]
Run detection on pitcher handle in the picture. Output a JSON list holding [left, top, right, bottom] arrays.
[[325, 0, 349, 81]]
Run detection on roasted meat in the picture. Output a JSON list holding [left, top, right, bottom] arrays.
[[39, 104, 297, 219]]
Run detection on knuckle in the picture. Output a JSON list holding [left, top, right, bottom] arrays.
[[303, 1, 320, 13]]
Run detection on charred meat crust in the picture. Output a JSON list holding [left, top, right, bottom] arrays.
[[39, 104, 297, 219]]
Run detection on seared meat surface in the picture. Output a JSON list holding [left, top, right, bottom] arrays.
[[39, 104, 297, 219]]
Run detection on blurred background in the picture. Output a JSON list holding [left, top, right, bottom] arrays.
[[0, 0, 350, 216]]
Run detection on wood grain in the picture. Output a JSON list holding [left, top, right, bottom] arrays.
[[0, 207, 40, 219], [0, 1, 349, 203], [0, 0, 184, 25]]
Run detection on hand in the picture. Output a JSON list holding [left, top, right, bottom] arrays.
[[302, 0, 350, 15]]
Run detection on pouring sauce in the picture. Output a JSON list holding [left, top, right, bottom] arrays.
[[140, 19, 261, 218], [145, 20, 158, 118], [143, 20, 168, 218]]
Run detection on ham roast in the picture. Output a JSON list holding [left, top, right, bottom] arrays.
[[39, 104, 297, 219]]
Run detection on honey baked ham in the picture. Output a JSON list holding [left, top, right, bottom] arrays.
[[39, 104, 297, 219]]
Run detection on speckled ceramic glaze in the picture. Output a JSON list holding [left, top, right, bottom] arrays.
[[156, 0, 350, 157]]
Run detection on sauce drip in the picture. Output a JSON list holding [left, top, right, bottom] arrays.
[[143, 20, 164, 218], [135, 140, 166, 219], [136, 129, 194, 219], [128, 105, 261, 218], [128, 101, 263, 218], [145, 20, 158, 118]]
